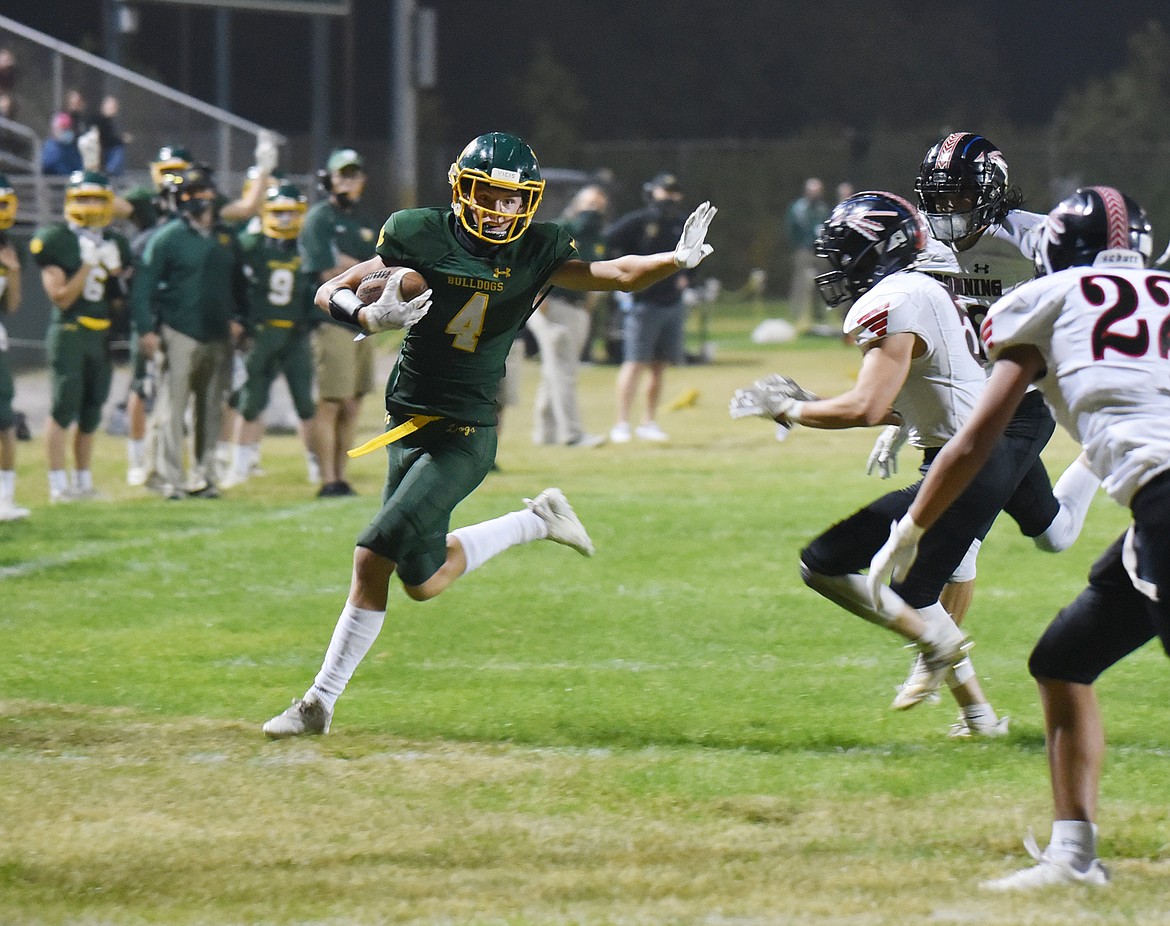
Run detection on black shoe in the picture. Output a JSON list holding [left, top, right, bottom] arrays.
[[189, 484, 221, 499], [317, 480, 347, 498], [336, 480, 357, 496]]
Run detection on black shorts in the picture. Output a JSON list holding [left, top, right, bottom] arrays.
[[1029, 470, 1170, 684], [802, 392, 1056, 609]]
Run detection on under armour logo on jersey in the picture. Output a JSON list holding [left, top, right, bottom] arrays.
[[972, 263, 990, 274], [493, 267, 512, 279]]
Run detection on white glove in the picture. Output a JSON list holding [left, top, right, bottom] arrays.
[[867, 514, 925, 607], [729, 373, 818, 420], [673, 201, 717, 268], [361, 267, 433, 333], [97, 239, 122, 272], [253, 130, 278, 175], [866, 423, 909, 479], [77, 127, 101, 171], [78, 234, 100, 267]]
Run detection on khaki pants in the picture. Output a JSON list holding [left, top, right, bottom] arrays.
[[154, 325, 231, 490], [526, 295, 592, 444]]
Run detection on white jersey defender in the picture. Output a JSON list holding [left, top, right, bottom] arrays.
[[844, 271, 986, 450], [983, 264, 1170, 506]]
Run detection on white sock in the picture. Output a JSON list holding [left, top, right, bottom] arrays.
[[74, 469, 93, 492], [1034, 457, 1100, 552], [48, 469, 68, 494], [128, 438, 145, 468], [915, 601, 962, 650], [308, 600, 386, 712], [1048, 820, 1098, 868], [0, 469, 14, 503], [450, 509, 546, 575], [958, 700, 997, 725], [231, 443, 254, 479]]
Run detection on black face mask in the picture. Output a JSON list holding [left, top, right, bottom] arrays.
[[576, 210, 604, 236], [652, 199, 683, 221]]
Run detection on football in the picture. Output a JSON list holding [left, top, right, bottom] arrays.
[[355, 267, 428, 305]]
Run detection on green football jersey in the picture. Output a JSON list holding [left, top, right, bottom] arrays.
[[238, 231, 314, 327], [130, 217, 245, 342], [29, 223, 132, 323], [375, 207, 577, 425]]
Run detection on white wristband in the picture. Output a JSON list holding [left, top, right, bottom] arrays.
[[785, 401, 805, 424]]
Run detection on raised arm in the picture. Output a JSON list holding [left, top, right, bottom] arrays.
[[549, 201, 716, 293]]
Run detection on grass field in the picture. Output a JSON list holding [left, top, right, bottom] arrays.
[[3, 306, 1168, 924]]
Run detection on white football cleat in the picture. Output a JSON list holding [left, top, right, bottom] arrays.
[[525, 487, 594, 557], [126, 465, 148, 487], [894, 625, 971, 712], [981, 836, 1109, 891], [891, 651, 943, 710], [609, 422, 632, 444], [949, 712, 1011, 738], [262, 697, 332, 738]]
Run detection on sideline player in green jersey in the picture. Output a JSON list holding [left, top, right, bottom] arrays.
[[30, 171, 132, 503], [221, 183, 318, 487], [263, 132, 717, 737], [0, 174, 29, 520]]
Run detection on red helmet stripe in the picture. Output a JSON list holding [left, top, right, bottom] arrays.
[[935, 133, 967, 170], [1089, 186, 1129, 250]]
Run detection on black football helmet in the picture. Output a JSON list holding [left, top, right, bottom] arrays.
[[914, 133, 1012, 243], [159, 165, 218, 220], [1034, 186, 1153, 276], [814, 191, 928, 307]]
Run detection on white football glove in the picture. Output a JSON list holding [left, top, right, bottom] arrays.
[[673, 201, 717, 268], [97, 239, 122, 272], [867, 514, 925, 608], [78, 234, 100, 267], [361, 267, 433, 333], [728, 373, 819, 421], [77, 127, 101, 171], [866, 423, 909, 479], [253, 130, 278, 175]]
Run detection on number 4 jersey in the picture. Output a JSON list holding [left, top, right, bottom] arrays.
[[375, 206, 577, 425], [983, 266, 1170, 505]]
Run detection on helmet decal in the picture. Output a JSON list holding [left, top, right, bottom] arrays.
[[1089, 185, 1130, 250], [934, 132, 966, 169]]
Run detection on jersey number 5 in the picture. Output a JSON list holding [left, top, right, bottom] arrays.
[[445, 292, 488, 352]]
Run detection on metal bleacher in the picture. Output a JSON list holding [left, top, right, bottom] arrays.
[[0, 14, 289, 368]]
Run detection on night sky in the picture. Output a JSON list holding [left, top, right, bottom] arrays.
[[7, 0, 1170, 144]]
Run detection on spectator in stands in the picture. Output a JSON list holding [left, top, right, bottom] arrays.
[[41, 112, 83, 176], [0, 49, 16, 95], [92, 95, 128, 176], [64, 89, 89, 136]]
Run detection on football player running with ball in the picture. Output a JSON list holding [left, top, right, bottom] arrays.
[[263, 132, 716, 738], [869, 187, 1160, 891]]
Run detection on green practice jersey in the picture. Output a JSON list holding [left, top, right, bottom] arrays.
[[238, 232, 314, 327], [131, 217, 245, 342], [29, 223, 132, 323], [376, 206, 577, 425]]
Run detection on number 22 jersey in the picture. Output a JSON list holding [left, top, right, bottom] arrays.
[[982, 265, 1170, 505]]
